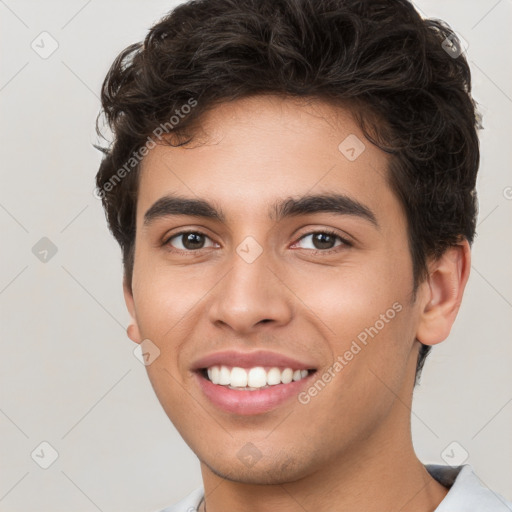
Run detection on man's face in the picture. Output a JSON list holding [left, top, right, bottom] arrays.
[[126, 95, 425, 484]]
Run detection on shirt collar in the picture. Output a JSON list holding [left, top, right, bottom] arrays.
[[425, 464, 512, 511]]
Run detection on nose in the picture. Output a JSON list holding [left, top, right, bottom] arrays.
[[207, 244, 293, 334]]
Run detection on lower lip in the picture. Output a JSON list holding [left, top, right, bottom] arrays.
[[195, 371, 315, 415]]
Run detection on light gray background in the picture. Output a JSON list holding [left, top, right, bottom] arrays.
[[1, 1, 511, 511]]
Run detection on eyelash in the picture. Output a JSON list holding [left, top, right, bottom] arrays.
[[162, 229, 352, 256]]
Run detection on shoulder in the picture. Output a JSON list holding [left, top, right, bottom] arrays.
[[426, 464, 512, 511], [153, 486, 204, 512]]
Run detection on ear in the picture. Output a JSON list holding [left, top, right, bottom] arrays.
[[416, 240, 471, 346], [123, 274, 143, 344]]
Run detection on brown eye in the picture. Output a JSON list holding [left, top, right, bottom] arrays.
[[311, 232, 337, 250], [165, 231, 215, 251], [294, 230, 351, 252]]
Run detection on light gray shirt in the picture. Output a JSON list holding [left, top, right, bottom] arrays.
[[157, 464, 512, 512]]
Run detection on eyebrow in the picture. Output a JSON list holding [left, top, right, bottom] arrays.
[[143, 193, 379, 229]]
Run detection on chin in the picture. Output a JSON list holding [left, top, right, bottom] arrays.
[[200, 451, 317, 485]]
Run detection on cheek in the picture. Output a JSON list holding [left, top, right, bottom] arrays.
[[131, 263, 199, 417], [286, 248, 415, 391], [290, 252, 411, 340], [131, 258, 205, 339]]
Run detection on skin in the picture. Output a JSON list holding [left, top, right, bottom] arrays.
[[124, 95, 471, 512]]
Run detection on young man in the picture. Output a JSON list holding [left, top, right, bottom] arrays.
[[95, 0, 511, 511]]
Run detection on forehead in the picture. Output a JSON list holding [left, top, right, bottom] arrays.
[[137, 95, 398, 224]]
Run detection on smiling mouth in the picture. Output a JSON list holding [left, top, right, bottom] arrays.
[[199, 365, 316, 391]]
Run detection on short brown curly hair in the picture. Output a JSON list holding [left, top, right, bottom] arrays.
[[95, 0, 480, 383]]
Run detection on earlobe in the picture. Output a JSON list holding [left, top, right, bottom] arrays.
[[126, 323, 142, 344], [416, 240, 471, 346], [123, 275, 143, 344]]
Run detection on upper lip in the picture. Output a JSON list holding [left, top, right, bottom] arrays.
[[191, 350, 317, 371]]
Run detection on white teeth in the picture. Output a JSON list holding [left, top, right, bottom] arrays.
[[218, 366, 231, 385], [210, 366, 220, 385], [205, 365, 310, 389], [230, 367, 248, 387], [267, 367, 281, 385], [247, 367, 267, 388], [281, 368, 293, 384]]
